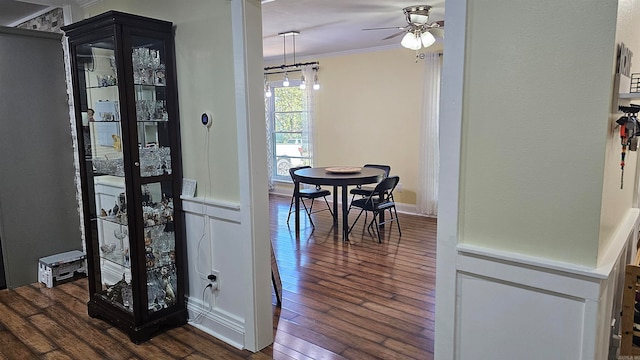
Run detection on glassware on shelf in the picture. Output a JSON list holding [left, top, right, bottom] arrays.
[[133, 47, 164, 85], [121, 284, 132, 310], [100, 243, 116, 255], [135, 100, 167, 122], [146, 265, 177, 312], [139, 146, 172, 177], [104, 274, 131, 309], [114, 226, 128, 242], [96, 74, 117, 87], [93, 157, 124, 176]]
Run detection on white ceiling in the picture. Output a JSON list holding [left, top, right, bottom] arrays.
[[261, 0, 445, 62], [0, 0, 445, 61]]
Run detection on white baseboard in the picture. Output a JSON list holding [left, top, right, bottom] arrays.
[[186, 295, 245, 350]]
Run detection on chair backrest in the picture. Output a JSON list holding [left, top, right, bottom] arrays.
[[371, 175, 399, 200], [289, 165, 311, 183], [363, 164, 391, 178]]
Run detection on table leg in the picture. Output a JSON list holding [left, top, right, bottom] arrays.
[[342, 185, 349, 241], [332, 185, 339, 226], [294, 181, 300, 234]]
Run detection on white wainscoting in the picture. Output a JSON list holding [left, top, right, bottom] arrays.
[[181, 196, 247, 349], [454, 208, 639, 360]]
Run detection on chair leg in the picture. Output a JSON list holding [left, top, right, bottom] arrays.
[[370, 211, 381, 243], [286, 195, 295, 224], [347, 208, 366, 236], [392, 206, 401, 236], [304, 199, 315, 228], [322, 196, 334, 218]]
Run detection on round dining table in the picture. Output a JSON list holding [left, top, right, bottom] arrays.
[[293, 166, 385, 240]]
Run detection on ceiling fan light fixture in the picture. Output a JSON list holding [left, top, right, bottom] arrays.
[[409, 14, 429, 25], [313, 72, 320, 90], [401, 32, 422, 51], [404, 5, 432, 25], [283, 72, 289, 87], [420, 31, 436, 48]]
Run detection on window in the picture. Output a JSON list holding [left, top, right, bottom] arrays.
[[267, 79, 313, 181]]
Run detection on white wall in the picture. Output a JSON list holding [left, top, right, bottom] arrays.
[[460, 0, 618, 266]]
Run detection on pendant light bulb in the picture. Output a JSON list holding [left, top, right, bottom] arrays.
[[299, 74, 306, 89], [313, 72, 320, 90], [283, 72, 289, 87], [264, 76, 272, 97]]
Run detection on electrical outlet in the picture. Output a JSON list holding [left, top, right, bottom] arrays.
[[208, 269, 220, 290]]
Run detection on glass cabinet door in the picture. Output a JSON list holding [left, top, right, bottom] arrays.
[[75, 37, 134, 313], [131, 36, 177, 313]]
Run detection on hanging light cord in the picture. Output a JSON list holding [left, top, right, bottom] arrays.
[[283, 34, 287, 65]]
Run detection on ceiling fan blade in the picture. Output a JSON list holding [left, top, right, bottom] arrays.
[[428, 27, 444, 38], [362, 26, 406, 31], [382, 29, 407, 40]]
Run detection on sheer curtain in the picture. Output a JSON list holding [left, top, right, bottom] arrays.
[[417, 52, 441, 216], [301, 66, 316, 165], [265, 93, 274, 191]]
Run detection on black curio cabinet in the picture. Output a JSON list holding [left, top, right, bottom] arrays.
[[62, 11, 187, 343]]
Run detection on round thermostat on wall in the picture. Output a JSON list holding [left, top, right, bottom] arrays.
[[201, 113, 212, 128]]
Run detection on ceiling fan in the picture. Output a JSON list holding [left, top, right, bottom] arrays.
[[364, 5, 444, 50]]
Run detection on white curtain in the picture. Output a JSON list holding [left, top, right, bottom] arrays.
[[417, 52, 441, 216], [301, 66, 316, 165], [265, 91, 274, 191]]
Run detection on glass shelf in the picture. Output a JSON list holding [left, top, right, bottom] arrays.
[[134, 83, 166, 87], [100, 250, 131, 268], [88, 84, 118, 90], [98, 214, 127, 226]]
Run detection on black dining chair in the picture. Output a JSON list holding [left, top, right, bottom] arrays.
[[347, 175, 401, 243], [349, 164, 391, 202], [286, 165, 334, 228], [348, 164, 391, 225]]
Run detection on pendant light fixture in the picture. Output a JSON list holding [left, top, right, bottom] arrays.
[[280, 31, 298, 86], [313, 69, 320, 90], [264, 75, 272, 97], [264, 30, 320, 93], [299, 74, 306, 89]]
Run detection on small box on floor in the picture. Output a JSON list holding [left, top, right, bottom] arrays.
[[38, 250, 87, 288]]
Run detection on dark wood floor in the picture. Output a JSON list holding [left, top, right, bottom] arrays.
[[0, 194, 436, 359]]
